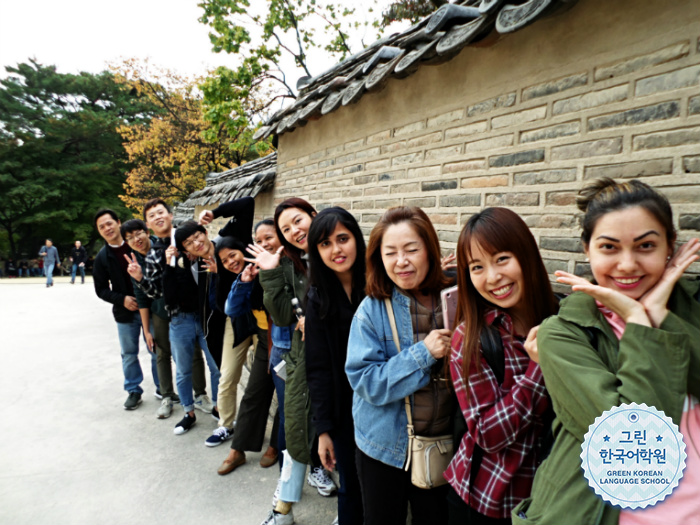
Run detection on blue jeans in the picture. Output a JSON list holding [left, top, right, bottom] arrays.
[[116, 313, 159, 394], [71, 264, 85, 283], [45, 263, 55, 285], [271, 360, 286, 473], [169, 312, 220, 412]]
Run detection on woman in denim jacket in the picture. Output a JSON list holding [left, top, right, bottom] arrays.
[[346, 206, 453, 525]]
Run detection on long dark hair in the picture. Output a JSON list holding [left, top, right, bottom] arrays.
[[307, 207, 366, 319], [455, 207, 557, 382], [273, 198, 317, 275], [365, 206, 450, 299]]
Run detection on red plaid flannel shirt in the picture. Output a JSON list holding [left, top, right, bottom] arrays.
[[444, 309, 550, 518]]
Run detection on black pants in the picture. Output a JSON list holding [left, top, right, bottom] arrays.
[[333, 429, 363, 525], [446, 485, 511, 525], [356, 448, 448, 525], [230, 327, 280, 452]]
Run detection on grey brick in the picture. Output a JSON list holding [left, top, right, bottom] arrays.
[[520, 121, 580, 144], [343, 164, 364, 174], [407, 132, 442, 148], [426, 145, 462, 160], [309, 150, 326, 160], [584, 158, 673, 180], [543, 259, 569, 274], [467, 93, 517, 117], [514, 169, 577, 186], [378, 172, 395, 182], [355, 147, 381, 160], [680, 214, 700, 230], [540, 237, 584, 253], [588, 101, 680, 131], [440, 194, 481, 207], [342, 189, 364, 198], [421, 180, 458, 192], [553, 84, 628, 115], [325, 168, 342, 178], [690, 96, 700, 115], [489, 149, 544, 168], [375, 198, 400, 209], [405, 197, 436, 208], [354, 174, 376, 185], [636, 64, 700, 96], [633, 127, 700, 150], [390, 182, 420, 194], [362, 214, 383, 223], [659, 186, 700, 204], [594, 42, 691, 81], [445, 121, 488, 140], [394, 120, 426, 137], [392, 152, 423, 166], [683, 155, 700, 173], [492, 106, 547, 129], [438, 230, 460, 243], [336, 152, 356, 164], [364, 186, 389, 196], [318, 159, 335, 168], [522, 73, 588, 101], [485, 193, 539, 207], [552, 138, 623, 160], [465, 134, 514, 153], [428, 109, 465, 128], [352, 200, 374, 209], [523, 214, 579, 229]]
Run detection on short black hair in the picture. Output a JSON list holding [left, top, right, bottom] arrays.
[[94, 209, 119, 226], [120, 219, 149, 239], [174, 220, 206, 253], [143, 198, 172, 219]]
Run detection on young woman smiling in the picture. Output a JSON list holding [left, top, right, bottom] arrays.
[[246, 198, 336, 525], [345, 206, 454, 525], [305, 208, 366, 525], [512, 178, 700, 525], [445, 207, 557, 525]]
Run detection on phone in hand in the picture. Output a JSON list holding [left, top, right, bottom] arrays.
[[441, 285, 459, 331]]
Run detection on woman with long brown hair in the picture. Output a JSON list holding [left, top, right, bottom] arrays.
[[445, 207, 557, 524]]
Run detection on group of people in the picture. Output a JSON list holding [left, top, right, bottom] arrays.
[[1, 240, 88, 285], [91, 176, 699, 525]]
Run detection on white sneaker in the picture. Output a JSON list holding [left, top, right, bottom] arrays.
[[194, 394, 214, 413], [260, 509, 294, 525], [156, 397, 173, 419], [271, 477, 282, 508], [307, 467, 337, 497], [331, 517, 338, 525]]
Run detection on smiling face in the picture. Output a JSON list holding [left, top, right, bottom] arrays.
[[75, 241, 81, 248], [96, 215, 122, 245], [585, 206, 672, 300], [317, 223, 357, 279], [255, 224, 281, 254], [124, 230, 150, 255], [182, 230, 211, 258], [278, 207, 314, 252], [381, 221, 429, 293], [219, 247, 245, 274], [468, 240, 525, 315], [145, 204, 173, 237]]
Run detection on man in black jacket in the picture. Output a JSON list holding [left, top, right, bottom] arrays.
[[93, 209, 159, 410], [69, 240, 87, 284]]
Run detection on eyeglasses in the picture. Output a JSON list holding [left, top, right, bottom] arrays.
[[182, 231, 206, 250], [124, 231, 147, 243]]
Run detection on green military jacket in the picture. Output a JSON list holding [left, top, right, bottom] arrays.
[[259, 257, 313, 465], [513, 279, 700, 525]]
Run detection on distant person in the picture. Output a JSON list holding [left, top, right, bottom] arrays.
[[18, 259, 29, 277], [93, 209, 160, 411], [70, 240, 87, 284], [29, 258, 40, 277], [39, 239, 60, 288]]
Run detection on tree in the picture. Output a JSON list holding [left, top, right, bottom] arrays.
[[0, 60, 160, 257], [197, 0, 384, 139], [113, 60, 271, 213], [382, 0, 447, 25]]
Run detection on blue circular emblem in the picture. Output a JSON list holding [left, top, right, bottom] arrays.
[[580, 403, 686, 509]]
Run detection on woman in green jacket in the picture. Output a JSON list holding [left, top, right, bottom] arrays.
[[247, 197, 337, 525], [513, 178, 700, 525]]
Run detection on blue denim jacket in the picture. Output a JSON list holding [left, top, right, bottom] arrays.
[[225, 275, 292, 350], [345, 287, 437, 468]]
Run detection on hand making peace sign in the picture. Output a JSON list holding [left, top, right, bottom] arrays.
[[124, 253, 143, 281]]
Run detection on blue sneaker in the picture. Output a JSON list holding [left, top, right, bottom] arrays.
[[205, 426, 233, 447]]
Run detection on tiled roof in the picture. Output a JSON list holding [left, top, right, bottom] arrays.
[[254, 0, 577, 141], [173, 153, 277, 221]]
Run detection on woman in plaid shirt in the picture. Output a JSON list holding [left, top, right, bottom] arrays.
[[445, 207, 557, 524]]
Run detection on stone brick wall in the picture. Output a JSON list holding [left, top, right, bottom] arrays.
[[268, 0, 700, 278]]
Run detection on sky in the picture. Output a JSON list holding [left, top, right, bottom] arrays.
[[0, 0, 407, 90]]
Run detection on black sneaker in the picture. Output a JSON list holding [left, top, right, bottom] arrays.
[[174, 413, 196, 435], [169, 393, 181, 404], [211, 407, 220, 421], [154, 389, 163, 400], [124, 392, 142, 410]]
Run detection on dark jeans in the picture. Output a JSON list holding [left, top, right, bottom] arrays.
[[446, 484, 511, 525], [271, 358, 286, 472], [356, 448, 448, 525], [231, 328, 280, 452], [334, 430, 363, 525]]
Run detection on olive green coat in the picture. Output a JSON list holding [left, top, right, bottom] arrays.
[[259, 258, 313, 465], [512, 279, 700, 525]]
